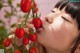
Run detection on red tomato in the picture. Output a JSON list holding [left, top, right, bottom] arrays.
[[2, 38, 11, 47], [29, 33, 37, 42], [29, 48, 36, 53], [14, 50, 21, 53], [20, 0, 32, 13], [22, 38, 29, 45], [32, 18, 42, 29], [34, 7, 38, 13], [15, 28, 25, 38]]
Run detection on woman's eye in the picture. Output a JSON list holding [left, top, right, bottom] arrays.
[[51, 10, 55, 13], [61, 16, 70, 22]]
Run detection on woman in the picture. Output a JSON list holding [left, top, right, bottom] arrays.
[[11, 0, 80, 53], [34, 0, 80, 53]]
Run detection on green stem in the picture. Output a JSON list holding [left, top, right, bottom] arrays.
[[19, 10, 30, 28], [24, 10, 30, 24], [25, 11, 30, 20], [31, 0, 35, 18]]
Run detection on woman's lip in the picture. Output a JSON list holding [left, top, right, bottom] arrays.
[[37, 25, 44, 32], [37, 28, 44, 33]]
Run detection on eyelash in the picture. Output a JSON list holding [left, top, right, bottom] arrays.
[[51, 10, 55, 13], [61, 16, 70, 22]]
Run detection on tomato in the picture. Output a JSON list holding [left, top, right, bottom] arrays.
[[29, 48, 36, 53], [31, 18, 42, 29], [14, 50, 21, 53], [34, 7, 38, 13], [22, 38, 29, 45], [29, 33, 37, 42], [20, 0, 32, 13], [2, 38, 11, 47], [15, 28, 25, 38]]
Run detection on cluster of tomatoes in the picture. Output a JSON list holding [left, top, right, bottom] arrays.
[[2, 0, 42, 53]]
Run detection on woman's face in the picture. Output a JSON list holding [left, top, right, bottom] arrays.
[[37, 8, 79, 51]]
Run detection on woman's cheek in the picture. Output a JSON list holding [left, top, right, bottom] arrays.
[[50, 17, 64, 31]]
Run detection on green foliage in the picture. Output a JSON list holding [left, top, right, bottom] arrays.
[[0, 26, 8, 44]]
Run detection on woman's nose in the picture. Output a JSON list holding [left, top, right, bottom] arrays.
[[45, 14, 53, 24]]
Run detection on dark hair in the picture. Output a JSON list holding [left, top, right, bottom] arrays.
[[54, 0, 80, 53]]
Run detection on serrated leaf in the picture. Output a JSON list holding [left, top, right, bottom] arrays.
[[8, 0, 13, 5]]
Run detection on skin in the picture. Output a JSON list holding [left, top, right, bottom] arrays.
[[37, 7, 80, 53]]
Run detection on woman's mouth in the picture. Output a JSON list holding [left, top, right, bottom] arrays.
[[36, 25, 44, 33]]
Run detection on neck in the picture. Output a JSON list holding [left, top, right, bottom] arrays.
[[45, 47, 71, 53]]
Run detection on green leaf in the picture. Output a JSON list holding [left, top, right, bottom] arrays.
[[0, 26, 8, 44], [8, 0, 13, 5], [11, 23, 16, 28], [16, 3, 20, 7], [0, 3, 3, 10], [4, 10, 12, 18]]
